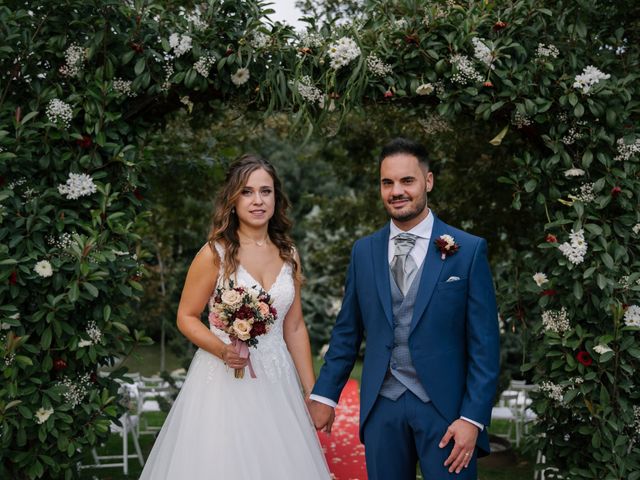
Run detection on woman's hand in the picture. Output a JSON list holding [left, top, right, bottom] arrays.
[[220, 343, 249, 369]]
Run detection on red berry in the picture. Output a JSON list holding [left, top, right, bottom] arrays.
[[9, 271, 17, 285], [493, 21, 507, 31], [546, 234, 557, 243], [53, 359, 68, 371], [611, 186, 622, 197], [76, 135, 92, 149], [483, 81, 494, 88], [384, 90, 394, 98]]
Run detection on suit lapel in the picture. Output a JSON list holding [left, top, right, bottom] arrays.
[[410, 215, 446, 333], [371, 224, 393, 328]]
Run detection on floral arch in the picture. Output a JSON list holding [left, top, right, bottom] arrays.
[[0, 0, 638, 478]]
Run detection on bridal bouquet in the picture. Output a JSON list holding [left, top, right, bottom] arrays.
[[208, 281, 277, 379]]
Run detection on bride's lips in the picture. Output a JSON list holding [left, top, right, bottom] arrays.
[[250, 209, 266, 216]]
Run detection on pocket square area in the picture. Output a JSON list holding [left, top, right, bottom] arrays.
[[446, 276, 461, 282]]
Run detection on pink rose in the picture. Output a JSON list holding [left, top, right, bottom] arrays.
[[208, 312, 225, 330], [258, 301, 270, 317]]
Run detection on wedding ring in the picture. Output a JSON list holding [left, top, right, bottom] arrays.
[[464, 453, 470, 457]]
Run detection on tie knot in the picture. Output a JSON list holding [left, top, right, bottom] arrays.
[[393, 233, 417, 256]]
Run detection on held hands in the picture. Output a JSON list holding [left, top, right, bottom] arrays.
[[439, 419, 479, 474], [307, 400, 335, 434], [219, 343, 249, 370]]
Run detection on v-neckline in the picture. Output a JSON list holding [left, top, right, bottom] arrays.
[[238, 262, 287, 294]]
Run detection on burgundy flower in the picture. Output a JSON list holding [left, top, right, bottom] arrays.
[[269, 306, 277, 317], [546, 234, 557, 243], [250, 321, 267, 337], [129, 42, 144, 53], [225, 48, 234, 57], [493, 21, 507, 31], [610, 186, 621, 197], [541, 289, 557, 296], [53, 358, 68, 372], [434, 235, 460, 260], [76, 135, 92, 149], [133, 189, 143, 201], [235, 304, 253, 320], [9, 271, 17, 285], [90, 371, 98, 383], [576, 350, 592, 367]]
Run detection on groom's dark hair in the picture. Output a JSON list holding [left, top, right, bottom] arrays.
[[379, 137, 430, 170]]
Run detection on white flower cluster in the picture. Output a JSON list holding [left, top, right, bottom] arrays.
[[394, 19, 408, 29], [47, 232, 75, 249], [561, 127, 584, 145], [418, 115, 451, 135], [299, 31, 323, 48], [513, 111, 532, 128], [540, 381, 565, 402], [593, 344, 612, 355], [574, 183, 595, 203], [231, 67, 250, 86], [57, 173, 97, 200], [614, 137, 640, 162], [34, 407, 54, 424], [366, 55, 392, 77], [558, 229, 587, 265], [573, 65, 611, 94], [250, 32, 269, 49], [532, 272, 548, 287], [536, 43, 559, 59], [169, 33, 192, 57], [161, 64, 174, 92], [34, 260, 53, 278], [59, 44, 85, 77], [564, 167, 585, 178], [8, 178, 26, 189], [633, 406, 640, 438], [542, 307, 570, 333], [87, 321, 103, 344], [293, 76, 323, 104], [327, 37, 361, 70], [185, 9, 207, 30], [4, 353, 15, 366], [193, 55, 216, 77], [624, 305, 640, 328], [416, 83, 434, 96], [113, 78, 135, 97], [472, 37, 494, 68], [46, 99, 73, 128], [450, 54, 482, 85], [59, 374, 91, 408], [633, 224, 640, 235]]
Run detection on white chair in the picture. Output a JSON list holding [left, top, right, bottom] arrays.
[[80, 382, 145, 475], [137, 375, 175, 435], [491, 381, 538, 446]]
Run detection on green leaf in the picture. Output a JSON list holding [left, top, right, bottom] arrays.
[[112, 322, 130, 334], [41, 327, 52, 350], [601, 253, 614, 269], [134, 57, 146, 75]]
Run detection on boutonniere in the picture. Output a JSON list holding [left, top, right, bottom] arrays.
[[435, 234, 460, 260]]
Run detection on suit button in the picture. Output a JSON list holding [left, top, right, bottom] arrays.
[[391, 362, 397, 369]]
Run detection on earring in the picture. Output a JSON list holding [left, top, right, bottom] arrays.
[[231, 207, 236, 214]]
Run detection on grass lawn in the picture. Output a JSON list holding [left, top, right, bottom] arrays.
[[80, 344, 535, 479]]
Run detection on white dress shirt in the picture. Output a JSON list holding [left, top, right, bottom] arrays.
[[311, 210, 483, 430]]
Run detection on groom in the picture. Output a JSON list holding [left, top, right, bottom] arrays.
[[309, 138, 500, 479]]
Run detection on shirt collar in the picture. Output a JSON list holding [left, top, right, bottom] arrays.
[[389, 209, 433, 240]]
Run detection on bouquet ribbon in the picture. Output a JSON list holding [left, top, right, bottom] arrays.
[[232, 337, 256, 379]]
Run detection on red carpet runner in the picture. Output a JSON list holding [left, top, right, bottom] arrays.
[[318, 379, 368, 480]]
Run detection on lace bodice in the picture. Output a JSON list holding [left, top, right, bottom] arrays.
[[200, 242, 297, 382]]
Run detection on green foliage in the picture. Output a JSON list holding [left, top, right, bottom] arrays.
[[0, 0, 639, 478]]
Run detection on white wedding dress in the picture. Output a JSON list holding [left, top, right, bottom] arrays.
[[140, 244, 331, 479]]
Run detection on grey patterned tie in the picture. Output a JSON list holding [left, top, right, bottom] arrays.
[[391, 233, 418, 295]]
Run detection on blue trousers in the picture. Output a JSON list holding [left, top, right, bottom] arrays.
[[363, 391, 477, 480]]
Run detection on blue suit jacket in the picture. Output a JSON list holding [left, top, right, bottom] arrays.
[[312, 215, 500, 455]]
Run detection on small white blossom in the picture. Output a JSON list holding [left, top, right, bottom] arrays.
[[366, 55, 393, 77], [47, 232, 75, 250], [193, 55, 216, 77], [299, 31, 323, 48], [633, 224, 640, 235], [250, 32, 269, 49], [34, 260, 53, 278], [78, 339, 93, 348], [561, 127, 583, 145], [394, 19, 408, 29], [86, 321, 103, 344], [633, 406, 640, 438], [416, 83, 435, 96], [57, 173, 97, 200], [34, 407, 54, 424], [161, 64, 174, 92], [231, 68, 250, 86], [533, 272, 548, 287], [418, 115, 451, 135], [292, 75, 323, 104], [46, 99, 73, 128], [542, 307, 570, 333], [573, 65, 611, 95], [185, 9, 207, 30], [558, 229, 587, 265], [593, 344, 613, 355], [574, 183, 595, 203], [59, 44, 85, 77], [540, 381, 565, 402], [59, 374, 91, 408], [168, 33, 192, 57], [327, 37, 361, 70], [614, 137, 640, 162], [450, 54, 482, 85], [472, 37, 494, 68], [624, 305, 640, 328], [513, 111, 532, 128], [536, 43, 559, 59], [564, 168, 585, 178], [113, 78, 136, 97]]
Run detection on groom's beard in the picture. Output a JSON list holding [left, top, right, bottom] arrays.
[[385, 191, 428, 222]]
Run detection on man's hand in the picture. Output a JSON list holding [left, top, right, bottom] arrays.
[[308, 400, 335, 433], [439, 419, 479, 474]]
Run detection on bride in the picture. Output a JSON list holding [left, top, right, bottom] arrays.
[[139, 154, 331, 479]]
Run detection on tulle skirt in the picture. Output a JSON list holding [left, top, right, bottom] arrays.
[[139, 347, 331, 480]]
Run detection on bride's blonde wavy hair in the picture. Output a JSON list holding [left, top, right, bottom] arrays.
[[208, 154, 301, 284]]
